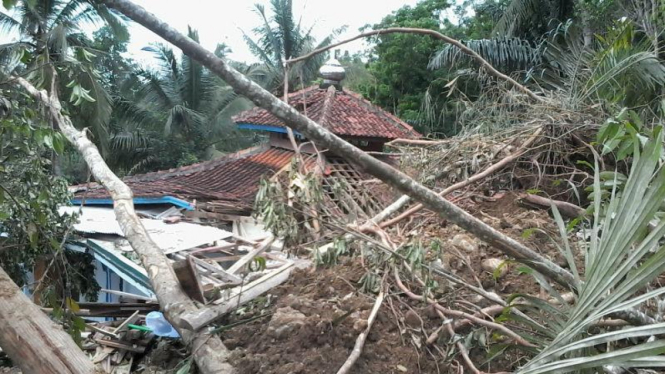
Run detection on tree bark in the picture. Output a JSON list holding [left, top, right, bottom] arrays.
[[12, 76, 235, 374], [0, 266, 97, 374], [519, 193, 586, 219], [102, 0, 577, 291]]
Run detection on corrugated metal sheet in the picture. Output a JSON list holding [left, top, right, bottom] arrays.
[[60, 206, 233, 254]]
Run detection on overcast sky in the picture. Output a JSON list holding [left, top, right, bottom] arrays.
[[0, 1, 469, 67], [124, 0, 421, 65]]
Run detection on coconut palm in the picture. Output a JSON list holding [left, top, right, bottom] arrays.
[[0, 0, 126, 154], [243, 0, 346, 93], [109, 27, 269, 174]]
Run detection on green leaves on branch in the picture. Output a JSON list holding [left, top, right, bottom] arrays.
[[66, 80, 97, 106]]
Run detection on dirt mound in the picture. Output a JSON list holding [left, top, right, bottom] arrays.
[[219, 191, 570, 373], [221, 261, 441, 374]]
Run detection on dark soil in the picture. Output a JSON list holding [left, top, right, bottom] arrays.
[[221, 261, 444, 374], [219, 191, 575, 374]]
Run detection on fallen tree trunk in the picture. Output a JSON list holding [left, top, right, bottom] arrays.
[[519, 193, 586, 219], [102, 0, 577, 292], [0, 266, 96, 374], [12, 77, 235, 374]]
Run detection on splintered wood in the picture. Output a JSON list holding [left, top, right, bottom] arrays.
[[82, 298, 158, 373]]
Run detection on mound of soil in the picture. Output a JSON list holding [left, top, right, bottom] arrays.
[[221, 261, 442, 374], [219, 191, 574, 373]]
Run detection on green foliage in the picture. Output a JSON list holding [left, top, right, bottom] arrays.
[[0, 0, 126, 155], [361, 0, 455, 135], [243, 0, 346, 92], [314, 237, 348, 267], [106, 28, 265, 175], [254, 156, 325, 251], [0, 93, 98, 299], [510, 126, 665, 373], [533, 21, 665, 109]]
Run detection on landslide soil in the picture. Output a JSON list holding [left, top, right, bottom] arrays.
[[219, 192, 572, 374]]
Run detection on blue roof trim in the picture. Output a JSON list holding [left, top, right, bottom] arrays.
[[71, 196, 194, 210], [236, 123, 303, 137]]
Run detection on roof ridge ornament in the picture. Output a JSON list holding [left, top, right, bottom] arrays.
[[319, 58, 345, 90]]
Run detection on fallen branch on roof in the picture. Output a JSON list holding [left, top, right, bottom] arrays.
[[102, 0, 577, 291], [387, 138, 449, 146], [12, 74, 235, 374], [285, 28, 545, 103]]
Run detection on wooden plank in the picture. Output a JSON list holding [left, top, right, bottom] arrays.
[[100, 289, 156, 303], [181, 262, 296, 330], [173, 258, 206, 303], [114, 310, 140, 334], [227, 236, 276, 275], [183, 210, 245, 222], [94, 339, 146, 354], [189, 257, 243, 284], [213, 262, 294, 306], [189, 243, 237, 256], [86, 324, 120, 340]]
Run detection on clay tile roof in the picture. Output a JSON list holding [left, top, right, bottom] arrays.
[[233, 86, 421, 140], [72, 145, 294, 211]]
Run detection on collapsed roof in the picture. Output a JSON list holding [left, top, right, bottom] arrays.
[[72, 145, 293, 215]]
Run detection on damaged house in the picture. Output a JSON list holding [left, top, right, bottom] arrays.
[[61, 59, 420, 306]]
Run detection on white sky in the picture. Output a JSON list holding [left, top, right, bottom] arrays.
[[0, 0, 423, 65], [125, 0, 421, 65]]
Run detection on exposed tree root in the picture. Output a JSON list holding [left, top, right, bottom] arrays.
[[336, 291, 385, 374]]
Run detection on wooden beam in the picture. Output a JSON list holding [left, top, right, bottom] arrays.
[[183, 210, 245, 222], [173, 257, 206, 303], [189, 256, 243, 284], [227, 236, 276, 274], [181, 262, 296, 330], [94, 339, 146, 354]]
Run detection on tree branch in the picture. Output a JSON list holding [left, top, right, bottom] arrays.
[[11, 75, 235, 374], [285, 27, 545, 103], [377, 127, 543, 228], [103, 0, 577, 294]]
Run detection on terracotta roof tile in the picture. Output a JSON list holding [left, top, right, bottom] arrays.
[[73, 146, 294, 210], [233, 86, 421, 140]]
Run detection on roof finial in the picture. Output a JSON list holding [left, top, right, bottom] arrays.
[[319, 57, 345, 90]]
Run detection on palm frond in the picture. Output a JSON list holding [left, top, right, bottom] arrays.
[[493, 0, 541, 36], [516, 127, 665, 373], [429, 37, 543, 73], [0, 10, 23, 34], [73, 65, 112, 154]]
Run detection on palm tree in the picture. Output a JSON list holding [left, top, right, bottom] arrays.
[[109, 27, 268, 174], [0, 0, 126, 154], [243, 0, 346, 93]]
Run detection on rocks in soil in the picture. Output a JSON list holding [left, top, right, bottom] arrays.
[[481, 258, 508, 278], [275, 362, 305, 374], [267, 307, 306, 339], [404, 310, 422, 328], [448, 234, 479, 253]]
